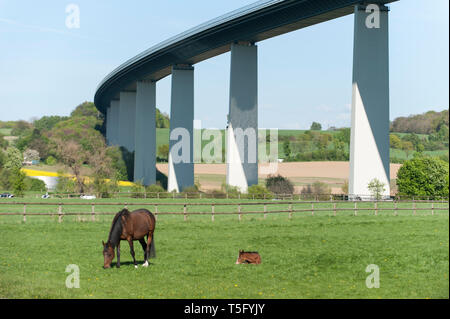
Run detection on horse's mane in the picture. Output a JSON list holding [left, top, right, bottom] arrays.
[[107, 208, 130, 248]]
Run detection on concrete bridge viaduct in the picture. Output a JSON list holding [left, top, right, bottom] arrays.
[[94, 0, 397, 197]]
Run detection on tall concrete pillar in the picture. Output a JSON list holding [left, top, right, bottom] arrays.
[[349, 4, 390, 199], [168, 65, 194, 192], [109, 100, 120, 146], [118, 91, 136, 152], [226, 42, 258, 193], [134, 80, 156, 186]]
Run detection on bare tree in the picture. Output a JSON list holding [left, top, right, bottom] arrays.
[[53, 139, 86, 193]]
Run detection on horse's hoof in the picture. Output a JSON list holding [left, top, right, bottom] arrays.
[[142, 261, 149, 267]]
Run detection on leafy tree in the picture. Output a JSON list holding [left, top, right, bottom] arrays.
[[4, 147, 22, 171], [396, 154, 449, 199], [33, 116, 69, 132], [367, 178, 386, 200], [11, 168, 26, 197], [265, 174, 294, 195], [156, 108, 170, 128], [401, 141, 414, 159], [0, 134, 8, 149], [310, 122, 322, 131], [282, 141, 291, 158], [70, 101, 101, 118], [390, 134, 402, 149], [157, 144, 169, 161]]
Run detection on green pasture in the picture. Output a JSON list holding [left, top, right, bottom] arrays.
[[0, 198, 448, 299]]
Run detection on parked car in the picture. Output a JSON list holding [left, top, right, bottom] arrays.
[[0, 193, 14, 198], [80, 195, 96, 200]]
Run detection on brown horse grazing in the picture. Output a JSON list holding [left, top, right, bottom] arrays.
[[102, 208, 156, 269]]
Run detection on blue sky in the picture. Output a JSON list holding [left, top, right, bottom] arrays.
[[0, 0, 448, 129]]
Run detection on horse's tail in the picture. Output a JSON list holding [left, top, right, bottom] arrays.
[[149, 235, 156, 258]]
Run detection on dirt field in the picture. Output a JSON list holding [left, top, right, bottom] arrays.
[[156, 162, 402, 193]]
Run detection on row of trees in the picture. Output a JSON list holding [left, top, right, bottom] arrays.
[[282, 128, 350, 162], [390, 110, 448, 135]]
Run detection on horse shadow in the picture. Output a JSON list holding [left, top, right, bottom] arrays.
[[112, 261, 155, 268]]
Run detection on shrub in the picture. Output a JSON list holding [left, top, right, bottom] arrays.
[[131, 181, 146, 198], [247, 185, 273, 200], [396, 154, 449, 199], [45, 156, 57, 166], [265, 174, 294, 195], [25, 177, 46, 192], [181, 185, 200, 198], [301, 181, 331, 200], [146, 184, 166, 198], [221, 184, 242, 199]]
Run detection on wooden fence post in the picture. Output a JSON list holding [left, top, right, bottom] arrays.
[[288, 203, 292, 219], [238, 204, 241, 221], [184, 204, 187, 221], [311, 203, 314, 216], [374, 201, 378, 216], [413, 201, 416, 216], [58, 204, 63, 223], [91, 204, 95, 222], [264, 204, 267, 219], [155, 205, 158, 221], [211, 204, 215, 222], [23, 204, 26, 223]]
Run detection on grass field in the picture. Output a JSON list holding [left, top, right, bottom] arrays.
[[0, 198, 448, 299]]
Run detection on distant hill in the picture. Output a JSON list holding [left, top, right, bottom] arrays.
[[390, 110, 448, 135]]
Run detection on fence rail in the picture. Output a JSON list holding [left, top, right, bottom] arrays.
[[32, 191, 450, 202], [0, 200, 448, 223]]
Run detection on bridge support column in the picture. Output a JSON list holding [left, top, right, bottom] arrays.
[[168, 65, 194, 192], [108, 100, 120, 146], [118, 91, 136, 153], [134, 80, 156, 186], [349, 4, 390, 199], [226, 42, 258, 193]]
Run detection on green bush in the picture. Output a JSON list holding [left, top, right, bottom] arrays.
[[25, 177, 46, 192], [265, 174, 294, 195], [247, 185, 273, 200], [221, 184, 242, 199], [146, 184, 166, 198], [396, 154, 449, 199], [45, 156, 57, 166]]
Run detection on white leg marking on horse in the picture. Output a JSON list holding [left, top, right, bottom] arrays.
[[142, 261, 149, 267], [135, 265, 138, 269]]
